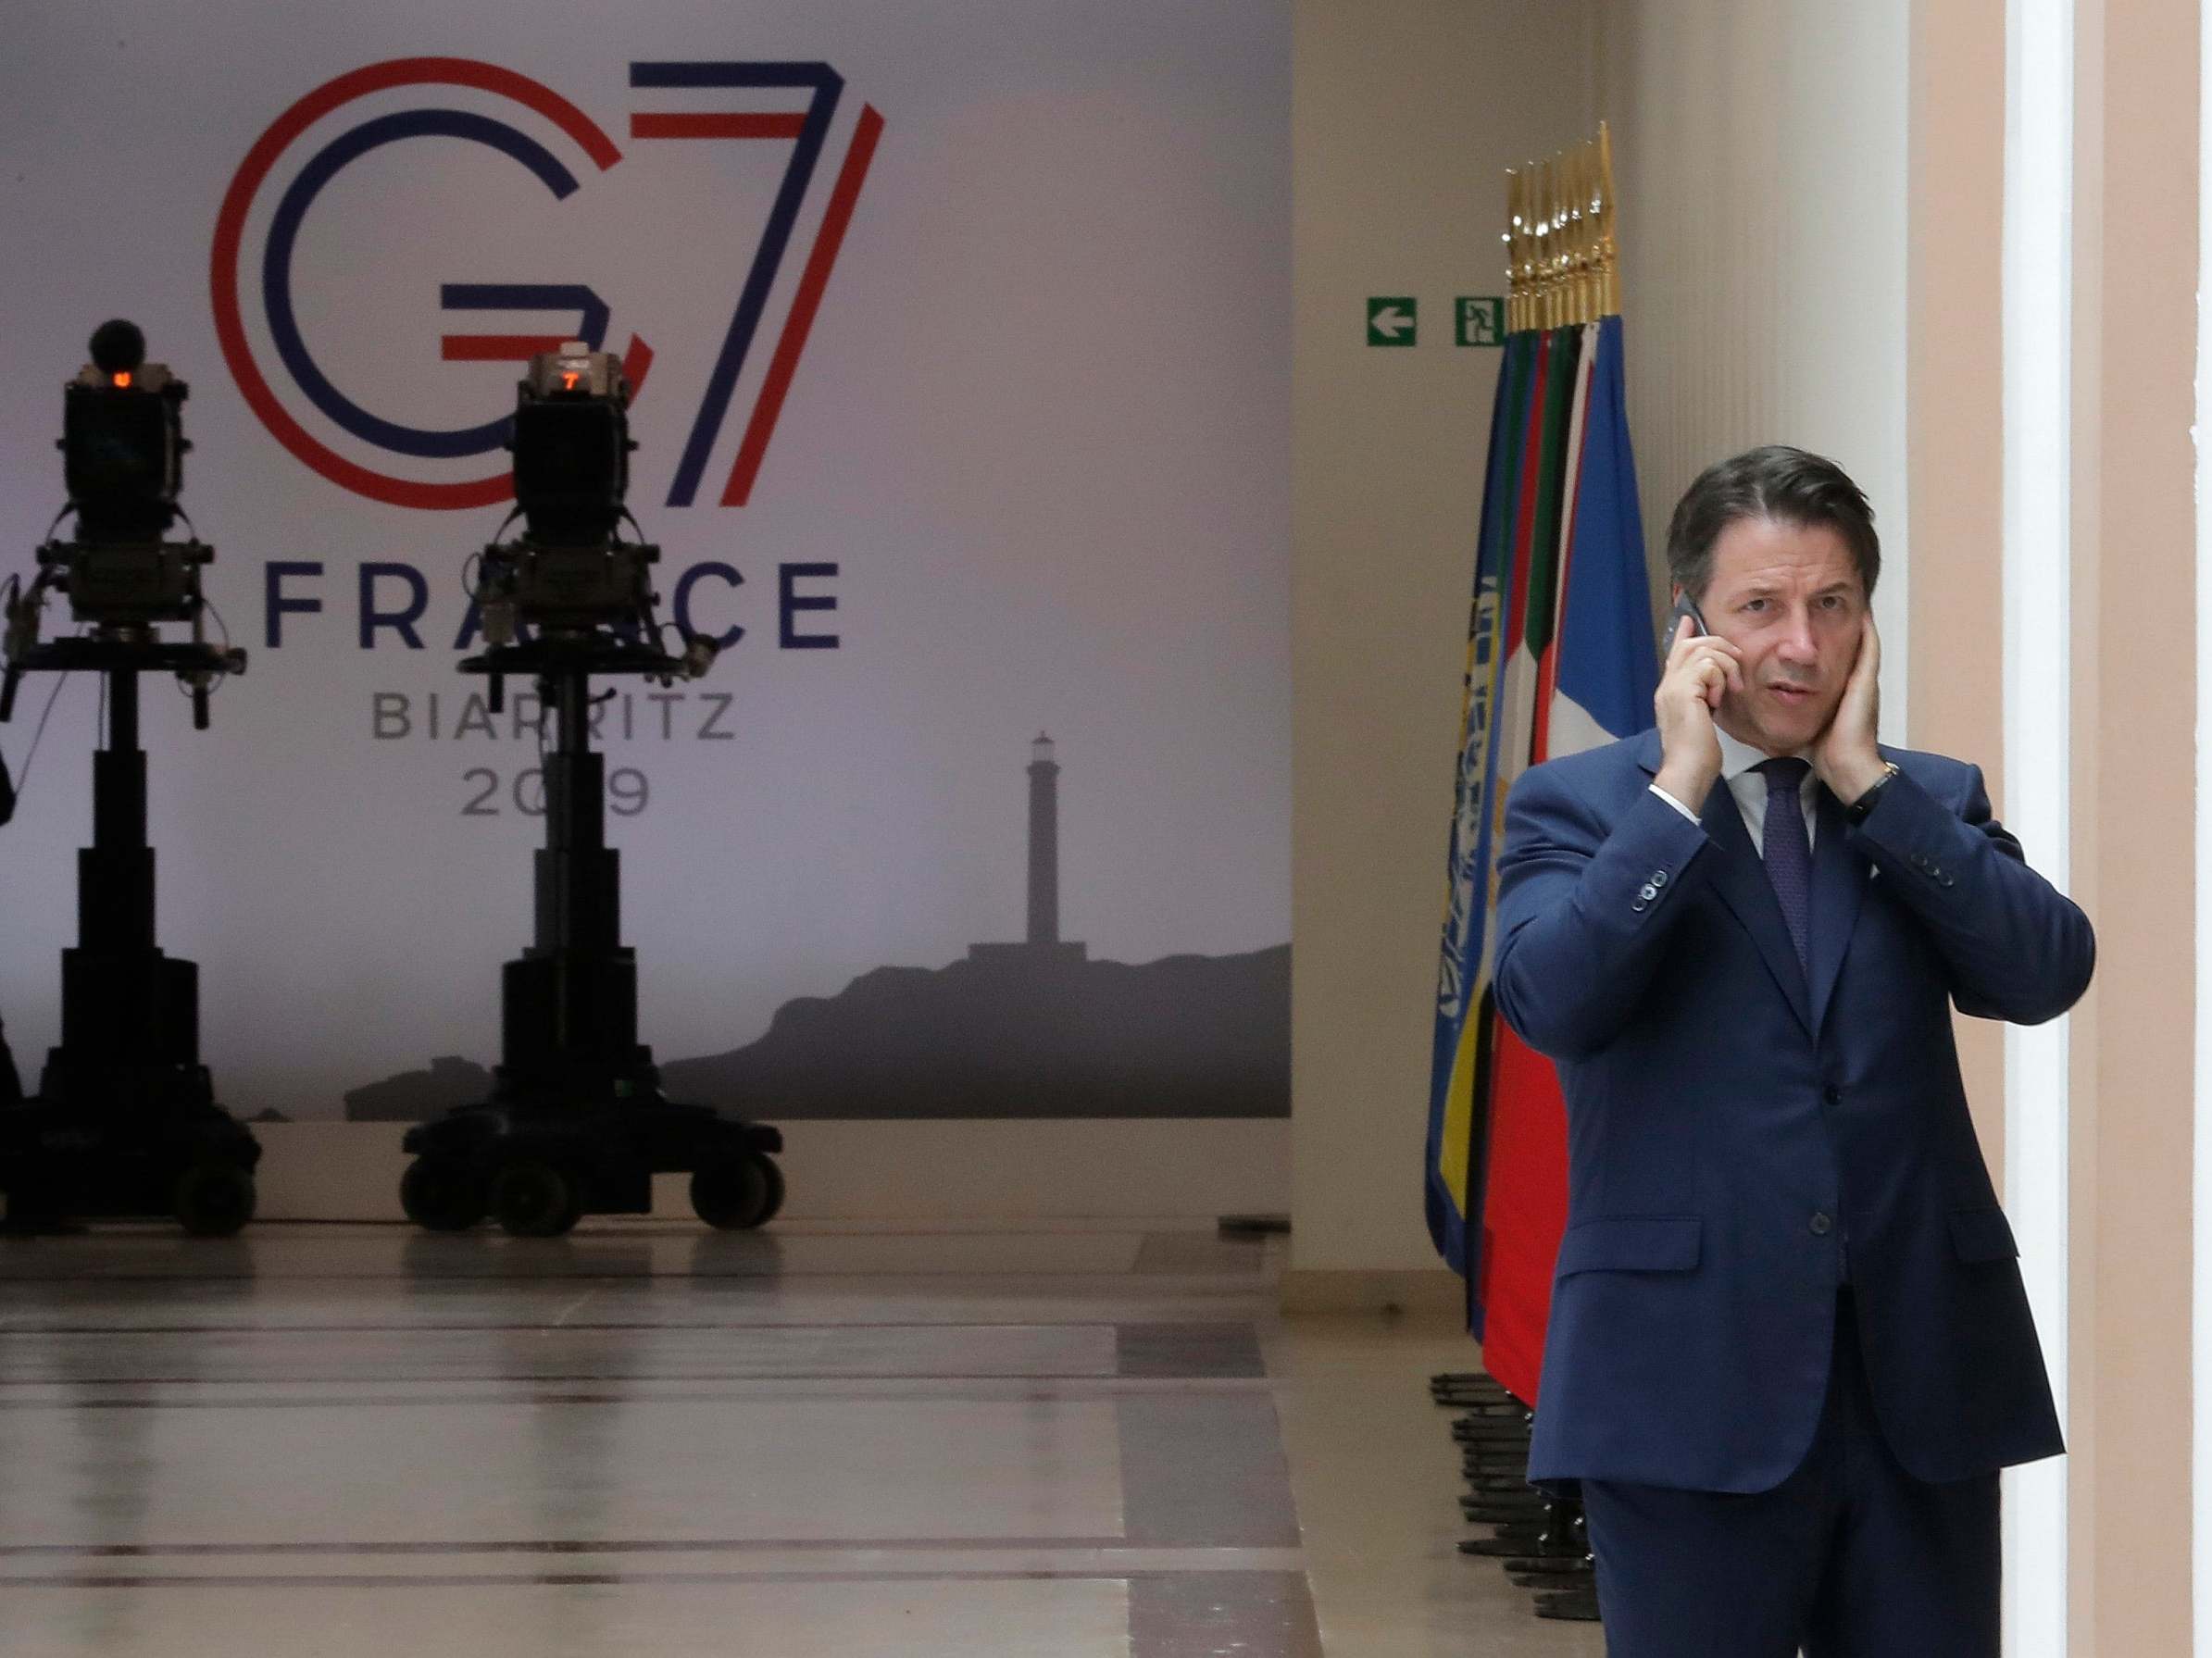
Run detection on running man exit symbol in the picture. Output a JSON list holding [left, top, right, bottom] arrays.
[[1456, 297, 1505, 347], [1367, 297, 1417, 346]]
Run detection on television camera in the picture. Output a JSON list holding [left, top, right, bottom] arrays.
[[397, 343, 781, 1238], [0, 320, 257, 1235]]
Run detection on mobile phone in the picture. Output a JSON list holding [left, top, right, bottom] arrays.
[[1667, 592, 1706, 643]]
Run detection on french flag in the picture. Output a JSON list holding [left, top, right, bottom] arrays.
[[1475, 313, 1656, 1405]]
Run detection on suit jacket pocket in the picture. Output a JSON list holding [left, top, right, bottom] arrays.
[[1554, 1215, 1702, 1278], [1946, 1204, 2021, 1263]]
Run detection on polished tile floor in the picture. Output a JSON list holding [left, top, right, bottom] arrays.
[[0, 1220, 1603, 1656]]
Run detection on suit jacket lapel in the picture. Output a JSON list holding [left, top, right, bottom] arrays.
[[1633, 729, 1814, 1039], [1806, 786, 1869, 1040]]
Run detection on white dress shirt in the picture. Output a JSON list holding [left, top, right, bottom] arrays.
[[1649, 726, 1820, 854]]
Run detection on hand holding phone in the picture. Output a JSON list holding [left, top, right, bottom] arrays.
[[1653, 592, 1739, 808]]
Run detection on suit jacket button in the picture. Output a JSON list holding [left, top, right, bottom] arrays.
[[1631, 898, 1648, 913], [1650, 869, 1669, 888], [1638, 884, 1658, 901], [1810, 1212, 1834, 1236]]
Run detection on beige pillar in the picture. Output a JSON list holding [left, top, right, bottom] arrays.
[[2069, 0, 2198, 1650], [1906, 0, 2008, 1172]]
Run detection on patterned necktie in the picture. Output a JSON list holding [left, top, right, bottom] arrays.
[[1756, 757, 1813, 971]]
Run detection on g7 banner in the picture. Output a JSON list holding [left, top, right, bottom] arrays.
[[0, 2, 1290, 1123]]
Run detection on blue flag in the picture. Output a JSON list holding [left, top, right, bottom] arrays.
[[1425, 330, 1533, 1285]]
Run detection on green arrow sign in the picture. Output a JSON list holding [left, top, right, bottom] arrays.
[[1456, 297, 1505, 347], [1367, 297, 1417, 347]]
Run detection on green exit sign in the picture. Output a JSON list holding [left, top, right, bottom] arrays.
[[1366, 297, 1417, 347], [1456, 297, 1505, 347]]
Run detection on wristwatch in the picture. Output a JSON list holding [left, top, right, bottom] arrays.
[[1843, 762, 1902, 825]]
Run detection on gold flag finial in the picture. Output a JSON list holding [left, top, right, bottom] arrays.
[[1505, 168, 1525, 334], [1516, 162, 1541, 331], [1531, 158, 1552, 331], [1498, 125, 1623, 333], [1556, 145, 1577, 328], [1596, 121, 1619, 318], [1568, 140, 1593, 326], [1547, 156, 1568, 329], [1550, 155, 1569, 330]]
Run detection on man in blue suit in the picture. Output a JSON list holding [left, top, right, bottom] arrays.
[[1493, 445, 2093, 1656]]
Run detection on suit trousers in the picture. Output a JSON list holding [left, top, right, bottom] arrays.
[[1579, 1289, 2001, 1658]]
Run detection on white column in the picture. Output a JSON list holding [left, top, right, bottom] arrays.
[[2000, 2, 2074, 1653]]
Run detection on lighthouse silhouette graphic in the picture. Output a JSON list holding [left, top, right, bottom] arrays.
[[1027, 734, 1061, 945], [971, 733, 1088, 966], [347, 729, 1293, 1123]]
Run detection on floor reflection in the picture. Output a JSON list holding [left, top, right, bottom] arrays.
[[0, 1220, 1351, 1658]]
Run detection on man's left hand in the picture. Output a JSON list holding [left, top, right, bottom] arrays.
[[1812, 615, 1889, 803]]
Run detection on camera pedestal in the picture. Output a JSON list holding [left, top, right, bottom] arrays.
[[399, 636, 781, 1239], [0, 651, 260, 1236]]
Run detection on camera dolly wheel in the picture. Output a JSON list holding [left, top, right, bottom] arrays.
[[691, 1151, 785, 1231], [400, 1157, 489, 1232], [491, 1157, 583, 1238], [171, 1159, 256, 1239]]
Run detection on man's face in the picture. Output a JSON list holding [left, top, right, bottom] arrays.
[[1683, 516, 1866, 755]]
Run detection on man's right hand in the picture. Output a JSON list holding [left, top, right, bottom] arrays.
[[1652, 615, 1743, 811]]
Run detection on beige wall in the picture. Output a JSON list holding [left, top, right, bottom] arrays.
[[1594, 0, 1912, 722], [1288, 0, 1597, 1282], [2066, 0, 2199, 1649]]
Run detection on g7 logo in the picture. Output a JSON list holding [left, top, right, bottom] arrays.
[[210, 56, 883, 511]]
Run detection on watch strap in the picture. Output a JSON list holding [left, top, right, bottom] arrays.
[[1843, 761, 1902, 824]]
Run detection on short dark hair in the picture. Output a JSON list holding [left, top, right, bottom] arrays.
[[1666, 445, 1881, 603]]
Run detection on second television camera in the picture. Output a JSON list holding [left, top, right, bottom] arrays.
[[470, 342, 708, 679]]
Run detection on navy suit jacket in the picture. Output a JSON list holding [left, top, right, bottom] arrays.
[[1493, 728, 2093, 1493]]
